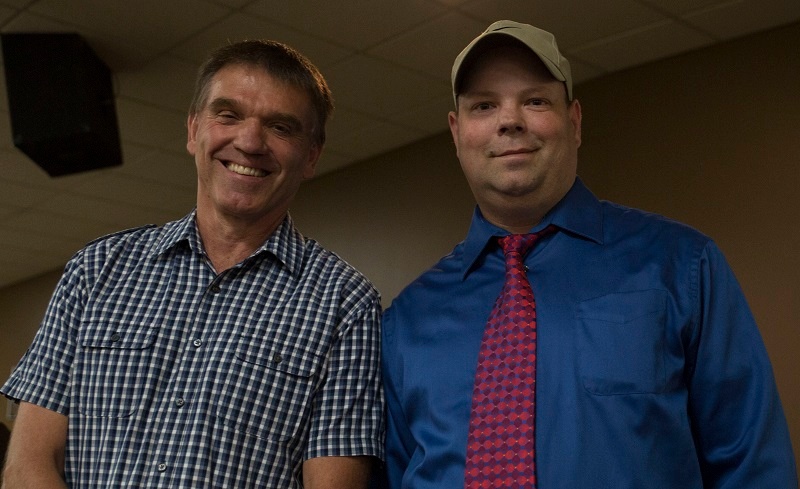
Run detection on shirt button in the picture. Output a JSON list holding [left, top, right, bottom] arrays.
[[175, 397, 185, 407], [110, 333, 121, 342], [272, 353, 283, 364], [157, 462, 167, 472], [192, 339, 203, 348], [210, 285, 221, 294]]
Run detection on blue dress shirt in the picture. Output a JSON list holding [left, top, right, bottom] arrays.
[[382, 178, 797, 488]]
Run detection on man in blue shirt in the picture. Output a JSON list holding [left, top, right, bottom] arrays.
[[382, 20, 797, 488]]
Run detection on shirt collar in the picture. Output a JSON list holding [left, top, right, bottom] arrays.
[[152, 209, 306, 276], [460, 177, 604, 279]]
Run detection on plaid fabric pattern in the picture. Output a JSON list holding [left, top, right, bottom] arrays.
[[1, 211, 384, 488]]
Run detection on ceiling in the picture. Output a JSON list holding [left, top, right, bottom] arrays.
[[0, 0, 798, 289]]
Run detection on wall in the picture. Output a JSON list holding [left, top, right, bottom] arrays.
[[1, 21, 798, 468]]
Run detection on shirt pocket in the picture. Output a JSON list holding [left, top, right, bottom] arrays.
[[576, 289, 667, 395], [215, 327, 321, 442], [74, 321, 159, 417]]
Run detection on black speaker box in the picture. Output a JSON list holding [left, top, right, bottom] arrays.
[[1, 32, 122, 177]]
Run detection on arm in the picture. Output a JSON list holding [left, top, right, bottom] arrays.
[[304, 290, 384, 470], [687, 242, 797, 488], [302, 456, 373, 489], [2, 402, 68, 489], [382, 305, 415, 489]]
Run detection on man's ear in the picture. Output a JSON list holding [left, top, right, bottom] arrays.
[[186, 114, 198, 156], [569, 99, 582, 148], [448, 110, 460, 158], [302, 143, 321, 180]]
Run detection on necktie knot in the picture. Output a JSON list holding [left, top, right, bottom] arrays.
[[498, 225, 557, 268]]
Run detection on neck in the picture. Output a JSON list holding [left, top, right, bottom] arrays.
[[196, 208, 285, 273], [479, 198, 552, 234], [478, 179, 574, 233]]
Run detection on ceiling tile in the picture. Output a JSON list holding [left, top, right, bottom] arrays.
[[116, 55, 197, 111], [169, 12, 352, 69], [159, 135, 193, 156], [0, 148, 97, 188], [324, 54, 449, 118], [571, 20, 714, 72], [0, 5, 14, 22], [636, 0, 735, 16], [207, 0, 252, 7], [0, 202, 17, 220], [0, 110, 13, 146], [36, 192, 177, 229], [684, 1, 800, 40], [0, 0, 797, 291], [391, 93, 453, 135], [115, 98, 187, 147], [0, 10, 67, 33], [118, 147, 196, 191], [0, 179, 55, 208], [330, 120, 425, 163], [458, 0, 666, 48], [567, 57, 608, 85], [433, 0, 473, 5], [70, 172, 196, 214], [368, 12, 486, 80], [0, 0, 29, 8], [315, 151, 357, 177], [29, 0, 232, 56], [243, 0, 447, 50], [324, 108, 378, 158]]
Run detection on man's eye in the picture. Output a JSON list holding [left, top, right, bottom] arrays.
[[271, 122, 302, 136], [474, 102, 493, 111], [216, 111, 238, 121]]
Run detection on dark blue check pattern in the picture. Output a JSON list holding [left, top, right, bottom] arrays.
[[1, 210, 384, 487]]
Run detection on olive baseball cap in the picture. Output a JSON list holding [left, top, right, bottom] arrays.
[[451, 20, 573, 103]]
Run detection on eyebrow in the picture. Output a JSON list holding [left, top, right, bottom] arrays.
[[207, 97, 239, 113]]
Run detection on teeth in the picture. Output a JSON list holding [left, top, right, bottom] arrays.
[[226, 162, 267, 177]]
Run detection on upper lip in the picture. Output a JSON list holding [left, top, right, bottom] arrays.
[[221, 160, 273, 177], [493, 148, 534, 157], [218, 154, 273, 171]]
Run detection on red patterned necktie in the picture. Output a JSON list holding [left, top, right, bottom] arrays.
[[464, 226, 555, 489]]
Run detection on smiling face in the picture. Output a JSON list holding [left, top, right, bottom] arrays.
[[187, 63, 320, 231], [449, 42, 582, 232]]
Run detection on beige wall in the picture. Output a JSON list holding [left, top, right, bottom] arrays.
[[1, 21, 798, 468]]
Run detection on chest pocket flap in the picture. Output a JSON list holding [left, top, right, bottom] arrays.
[[576, 289, 667, 395]]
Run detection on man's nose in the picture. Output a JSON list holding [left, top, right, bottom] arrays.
[[234, 118, 268, 154], [497, 105, 526, 134]]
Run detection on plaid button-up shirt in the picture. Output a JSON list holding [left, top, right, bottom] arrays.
[[2, 211, 384, 487]]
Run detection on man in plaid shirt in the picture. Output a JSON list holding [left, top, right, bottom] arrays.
[[1, 40, 383, 488]]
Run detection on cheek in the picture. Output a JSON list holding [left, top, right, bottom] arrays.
[[459, 125, 491, 150]]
